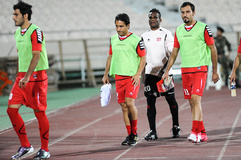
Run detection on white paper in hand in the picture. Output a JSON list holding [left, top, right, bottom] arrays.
[[100, 83, 112, 107]]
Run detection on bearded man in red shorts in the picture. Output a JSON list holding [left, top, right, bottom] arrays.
[[8, 1, 50, 159], [102, 13, 146, 146], [162, 2, 219, 143]]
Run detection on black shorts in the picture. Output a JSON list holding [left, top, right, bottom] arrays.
[[144, 74, 174, 97]]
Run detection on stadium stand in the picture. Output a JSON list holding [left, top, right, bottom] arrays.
[[0, 0, 241, 93]]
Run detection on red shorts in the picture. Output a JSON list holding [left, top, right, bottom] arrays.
[[181, 66, 207, 99], [8, 71, 48, 111], [115, 75, 140, 104]]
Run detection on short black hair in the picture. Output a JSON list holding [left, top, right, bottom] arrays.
[[13, 1, 32, 21], [217, 26, 224, 33], [115, 13, 130, 26], [149, 8, 161, 19], [180, 2, 195, 12]]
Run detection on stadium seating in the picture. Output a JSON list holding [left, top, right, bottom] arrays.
[[0, 0, 240, 89]]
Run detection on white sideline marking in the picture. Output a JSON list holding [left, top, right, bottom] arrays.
[[0, 96, 100, 134], [27, 108, 122, 157], [217, 109, 241, 160], [120, 157, 166, 160], [114, 101, 189, 160]]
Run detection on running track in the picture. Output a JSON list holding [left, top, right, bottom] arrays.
[[0, 83, 241, 160]]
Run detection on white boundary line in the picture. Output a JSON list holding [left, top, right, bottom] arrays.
[[113, 101, 189, 160], [3, 93, 238, 159], [0, 95, 100, 134], [217, 109, 241, 160], [27, 108, 122, 157]]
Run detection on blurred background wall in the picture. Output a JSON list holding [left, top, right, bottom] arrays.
[[0, 0, 241, 94]]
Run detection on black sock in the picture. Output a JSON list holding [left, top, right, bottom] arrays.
[[146, 96, 157, 133], [165, 92, 179, 127]]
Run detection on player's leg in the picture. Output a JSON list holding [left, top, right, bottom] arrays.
[[33, 110, 50, 159], [146, 96, 157, 133], [7, 105, 34, 159], [124, 78, 140, 146], [119, 102, 132, 145], [120, 102, 131, 134], [188, 95, 203, 143], [7, 80, 34, 159], [144, 74, 159, 140], [116, 79, 132, 145], [125, 97, 138, 146], [30, 78, 50, 159], [188, 71, 208, 143], [7, 104, 31, 147], [182, 73, 198, 142], [164, 88, 180, 138], [125, 98, 138, 133]]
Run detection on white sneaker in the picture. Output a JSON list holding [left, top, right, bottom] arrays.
[[196, 132, 201, 143], [11, 145, 34, 160], [187, 131, 196, 143]]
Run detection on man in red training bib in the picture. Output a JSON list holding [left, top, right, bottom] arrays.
[[162, 2, 219, 143], [8, 1, 50, 159]]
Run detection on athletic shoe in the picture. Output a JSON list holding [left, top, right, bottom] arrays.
[[11, 145, 34, 160], [144, 130, 158, 141], [171, 126, 181, 138], [121, 135, 130, 145], [128, 133, 138, 146], [201, 133, 208, 142], [196, 132, 201, 143], [33, 149, 50, 160], [187, 131, 196, 143]]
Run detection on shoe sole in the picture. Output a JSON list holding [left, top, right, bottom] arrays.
[[128, 142, 137, 146], [201, 136, 208, 142], [201, 139, 208, 142], [172, 135, 180, 138], [128, 137, 139, 146], [144, 138, 158, 141], [121, 143, 128, 146], [187, 137, 196, 143], [33, 153, 50, 160]]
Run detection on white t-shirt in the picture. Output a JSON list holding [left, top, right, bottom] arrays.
[[141, 27, 174, 76]]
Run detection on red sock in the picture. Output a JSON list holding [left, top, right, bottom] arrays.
[[34, 111, 49, 152], [192, 120, 199, 133], [126, 125, 131, 135], [7, 108, 31, 147], [199, 121, 206, 135], [131, 120, 137, 135]]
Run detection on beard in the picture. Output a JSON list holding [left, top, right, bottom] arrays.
[[14, 19, 24, 27], [183, 17, 190, 24]]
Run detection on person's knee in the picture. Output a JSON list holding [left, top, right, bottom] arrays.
[[190, 95, 201, 107], [120, 103, 128, 112], [125, 98, 135, 108], [146, 95, 156, 104]]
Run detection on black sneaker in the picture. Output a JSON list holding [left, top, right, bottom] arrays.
[[171, 125, 181, 138], [33, 149, 50, 160], [121, 135, 130, 145], [128, 133, 138, 146], [11, 145, 34, 160], [144, 130, 158, 141]]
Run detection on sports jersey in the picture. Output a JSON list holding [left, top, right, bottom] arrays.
[[238, 37, 241, 53], [174, 22, 214, 48], [141, 27, 173, 76], [21, 28, 42, 51], [15, 24, 49, 72], [109, 33, 145, 77], [109, 33, 146, 57], [175, 21, 214, 68]]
